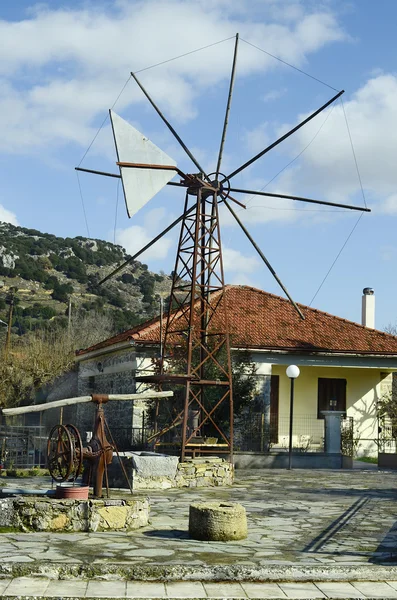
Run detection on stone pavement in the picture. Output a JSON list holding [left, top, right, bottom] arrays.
[[3, 576, 397, 598], [2, 468, 397, 597]]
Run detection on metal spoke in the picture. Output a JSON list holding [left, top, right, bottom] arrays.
[[222, 90, 344, 184], [215, 33, 239, 178], [229, 187, 371, 213], [223, 198, 304, 320], [131, 71, 210, 181], [98, 204, 197, 285]]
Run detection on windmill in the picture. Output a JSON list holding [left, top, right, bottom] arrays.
[[76, 34, 370, 461]]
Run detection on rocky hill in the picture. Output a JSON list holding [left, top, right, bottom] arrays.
[[0, 222, 172, 336]]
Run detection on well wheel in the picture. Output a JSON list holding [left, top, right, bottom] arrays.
[[47, 423, 81, 483]]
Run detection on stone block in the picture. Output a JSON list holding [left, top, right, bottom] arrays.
[[8, 496, 149, 532], [189, 501, 247, 541]]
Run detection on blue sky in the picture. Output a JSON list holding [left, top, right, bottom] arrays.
[[1, 0, 397, 330]]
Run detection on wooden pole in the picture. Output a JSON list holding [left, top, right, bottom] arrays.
[[1, 391, 174, 416]]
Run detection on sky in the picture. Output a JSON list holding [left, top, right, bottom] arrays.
[[1, 0, 397, 330]]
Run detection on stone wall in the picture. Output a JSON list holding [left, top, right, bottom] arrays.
[[0, 497, 149, 532], [108, 454, 234, 490]]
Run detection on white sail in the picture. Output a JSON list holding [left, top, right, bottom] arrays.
[[110, 110, 177, 218]]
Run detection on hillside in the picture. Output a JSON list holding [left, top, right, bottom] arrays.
[[0, 222, 172, 339]]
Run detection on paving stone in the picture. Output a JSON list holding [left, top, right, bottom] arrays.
[[5, 576, 49, 596], [126, 581, 167, 598], [0, 579, 11, 594], [1, 555, 34, 563], [204, 582, 247, 598], [86, 579, 126, 597], [166, 581, 207, 598], [278, 582, 326, 598], [315, 581, 365, 598], [240, 582, 286, 598], [352, 581, 397, 597], [44, 579, 88, 597]]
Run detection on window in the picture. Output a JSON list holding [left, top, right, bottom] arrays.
[[317, 378, 346, 419]]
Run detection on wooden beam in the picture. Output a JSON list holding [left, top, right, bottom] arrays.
[[1, 391, 173, 416]]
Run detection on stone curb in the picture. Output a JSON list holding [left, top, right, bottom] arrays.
[[2, 562, 397, 582]]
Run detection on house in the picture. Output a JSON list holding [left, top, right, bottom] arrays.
[[74, 285, 397, 458]]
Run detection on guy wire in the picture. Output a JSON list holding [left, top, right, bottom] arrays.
[[240, 38, 339, 92]]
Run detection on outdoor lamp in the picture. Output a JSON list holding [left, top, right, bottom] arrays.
[[286, 365, 300, 469]]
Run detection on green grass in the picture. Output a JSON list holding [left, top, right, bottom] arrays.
[[356, 456, 378, 464]]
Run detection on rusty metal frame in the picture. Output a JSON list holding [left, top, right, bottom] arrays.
[[138, 183, 234, 461]]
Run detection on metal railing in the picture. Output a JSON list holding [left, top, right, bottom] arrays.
[[377, 416, 397, 453], [234, 413, 325, 453], [0, 425, 47, 469]]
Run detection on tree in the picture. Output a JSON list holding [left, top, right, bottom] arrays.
[[385, 323, 397, 336], [0, 311, 117, 409]]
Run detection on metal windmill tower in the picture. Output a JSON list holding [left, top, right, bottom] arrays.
[[76, 34, 370, 461]]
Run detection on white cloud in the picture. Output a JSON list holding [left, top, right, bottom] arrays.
[[115, 224, 172, 261], [0, 1, 346, 155], [223, 246, 261, 273], [115, 207, 174, 261], [0, 204, 18, 225], [380, 194, 397, 215], [272, 74, 397, 211], [222, 74, 397, 226], [262, 88, 287, 102], [243, 123, 271, 155]]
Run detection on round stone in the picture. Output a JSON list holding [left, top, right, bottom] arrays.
[[189, 502, 247, 541]]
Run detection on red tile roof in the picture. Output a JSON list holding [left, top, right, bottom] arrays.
[[76, 285, 397, 356]]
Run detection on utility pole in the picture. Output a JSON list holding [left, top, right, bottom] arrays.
[[4, 289, 15, 360], [68, 295, 72, 338]]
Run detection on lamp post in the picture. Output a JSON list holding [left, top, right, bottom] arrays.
[[286, 364, 300, 470]]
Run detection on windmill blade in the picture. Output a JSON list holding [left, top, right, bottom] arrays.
[[110, 110, 178, 218], [223, 199, 304, 320], [229, 187, 371, 213], [131, 72, 210, 182], [98, 204, 198, 285], [215, 33, 239, 178], [222, 90, 344, 184]]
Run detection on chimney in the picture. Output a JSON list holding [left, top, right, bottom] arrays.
[[362, 287, 375, 328]]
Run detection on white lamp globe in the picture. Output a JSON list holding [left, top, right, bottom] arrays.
[[286, 365, 300, 379]]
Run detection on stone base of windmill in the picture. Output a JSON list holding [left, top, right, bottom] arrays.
[[189, 502, 247, 541]]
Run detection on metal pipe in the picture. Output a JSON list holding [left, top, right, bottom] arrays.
[[98, 204, 197, 285], [288, 378, 295, 470], [215, 33, 239, 178], [229, 187, 371, 213], [223, 199, 304, 320], [222, 90, 344, 183], [75, 167, 121, 179], [131, 71, 210, 182]]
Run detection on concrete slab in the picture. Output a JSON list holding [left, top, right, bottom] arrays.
[[44, 579, 88, 597], [166, 581, 207, 597], [126, 581, 167, 598], [240, 583, 286, 598], [0, 579, 11, 595], [352, 581, 397, 597], [315, 581, 365, 598], [204, 582, 247, 598], [278, 582, 325, 598], [86, 580, 127, 597], [5, 576, 49, 596]]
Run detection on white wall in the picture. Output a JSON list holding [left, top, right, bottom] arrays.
[[251, 355, 390, 457]]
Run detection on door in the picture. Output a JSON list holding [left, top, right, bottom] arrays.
[[270, 375, 279, 443], [317, 378, 346, 419]]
